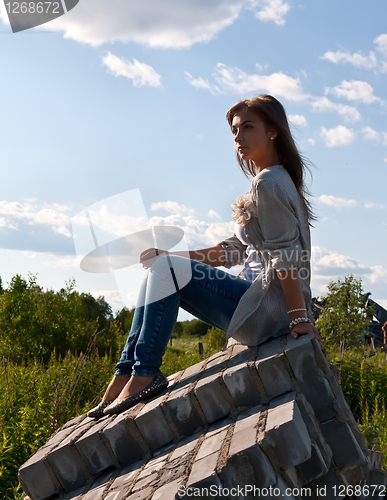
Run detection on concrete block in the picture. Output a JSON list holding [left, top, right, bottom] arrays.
[[222, 362, 261, 407], [131, 471, 159, 492], [175, 360, 206, 389], [196, 430, 228, 461], [110, 461, 143, 490], [368, 469, 387, 496], [45, 423, 93, 493], [135, 394, 174, 451], [138, 456, 167, 479], [62, 486, 87, 499], [163, 385, 205, 436], [369, 450, 384, 469], [18, 423, 78, 500], [170, 433, 201, 461], [256, 336, 282, 359], [80, 484, 107, 500], [205, 352, 229, 370], [296, 441, 328, 484], [74, 418, 114, 475], [151, 478, 182, 500], [123, 487, 153, 500], [226, 406, 276, 489], [320, 419, 366, 470], [226, 347, 253, 369], [308, 468, 343, 500], [103, 487, 132, 500], [18, 446, 60, 500], [206, 417, 233, 438], [264, 398, 311, 469], [255, 354, 292, 399], [195, 371, 231, 423], [103, 412, 146, 467], [159, 463, 187, 485], [186, 451, 222, 490], [285, 334, 336, 421]]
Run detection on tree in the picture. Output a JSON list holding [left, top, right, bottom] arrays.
[[316, 274, 369, 350]]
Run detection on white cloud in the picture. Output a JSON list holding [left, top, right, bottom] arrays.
[[289, 114, 308, 127], [149, 213, 234, 248], [254, 0, 291, 26], [365, 202, 385, 209], [0, 200, 72, 237], [374, 34, 387, 57], [318, 195, 357, 208], [0, 0, 291, 50], [102, 52, 162, 87], [208, 209, 222, 219], [362, 126, 380, 141], [311, 246, 387, 297], [321, 34, 387, 73], [185, 72, 219, 93], [311, 97, 360, 123], [321, 50, 378, 70], [187, 62, 308, 101], [150, 201, 195, 215], [383, 133, 387, 145], [325, 80, 383, 105], [320, 126, 355, 148], [384, 158, 387, 163], [307, 138, 316, 146]]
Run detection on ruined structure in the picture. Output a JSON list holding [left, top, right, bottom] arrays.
[[19, 333, 386, 500]]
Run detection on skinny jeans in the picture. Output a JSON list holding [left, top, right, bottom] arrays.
[[114, 255, 251, 377]]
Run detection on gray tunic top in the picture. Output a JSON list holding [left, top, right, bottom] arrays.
[[219, 165, 312, 347]]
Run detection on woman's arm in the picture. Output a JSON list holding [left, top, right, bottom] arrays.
[[278, 269, 321, 343], [140, 245, 226, 268]]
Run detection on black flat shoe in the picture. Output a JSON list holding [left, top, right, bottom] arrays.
[[103, 373, 169, 416], [87, 399, 115, 418]]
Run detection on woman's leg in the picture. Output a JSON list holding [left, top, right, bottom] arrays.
[[103, 255, 250, 409]]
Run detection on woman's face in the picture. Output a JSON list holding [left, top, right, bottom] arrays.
[[231, 108, 278, 172]]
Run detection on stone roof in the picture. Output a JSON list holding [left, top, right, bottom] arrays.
[[19, 333, 386, 500]]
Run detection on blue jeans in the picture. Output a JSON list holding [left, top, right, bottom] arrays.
[[114, 255, 251, 377]]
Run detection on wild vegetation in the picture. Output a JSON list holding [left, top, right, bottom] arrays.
[[0, 273, 385, 499]]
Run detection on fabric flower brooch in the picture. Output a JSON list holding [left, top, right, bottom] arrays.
[[231, 192, 257, 226]]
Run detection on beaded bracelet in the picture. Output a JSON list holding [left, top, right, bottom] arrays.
[[287, 308, 307, 314], [289, 317, 312, 330]]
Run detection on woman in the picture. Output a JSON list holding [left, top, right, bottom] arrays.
[[88, 94, 320, 418]]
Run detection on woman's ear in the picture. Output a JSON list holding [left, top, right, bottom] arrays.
[[267, 128, 278, 141]]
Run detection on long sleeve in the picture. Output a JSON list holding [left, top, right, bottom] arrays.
[[217, 234, 247, 268]]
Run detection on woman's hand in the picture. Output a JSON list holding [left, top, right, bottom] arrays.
[[139, 248, 167, 269], [291, 322, 323, 347]]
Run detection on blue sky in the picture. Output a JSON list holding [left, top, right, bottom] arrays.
[[0, 0, 386, 317]]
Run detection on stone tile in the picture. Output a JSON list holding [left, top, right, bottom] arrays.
[[223, 362, 261, 407], [163, 385, 205, 437], [321, 419, 366, 470], [195, 371, 231, 423], [135, 396, 174, 451], [103, 412, 145, 467], [74, 418, 114, 475], [196, 430, 228, 461], [264, 398, 311, 469]]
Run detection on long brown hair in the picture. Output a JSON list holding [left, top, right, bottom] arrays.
[[226, 94, 315, 224]]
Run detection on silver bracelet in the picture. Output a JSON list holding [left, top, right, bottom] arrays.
[[287, 308, 307, 314], [289, 317, 311, 330]]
